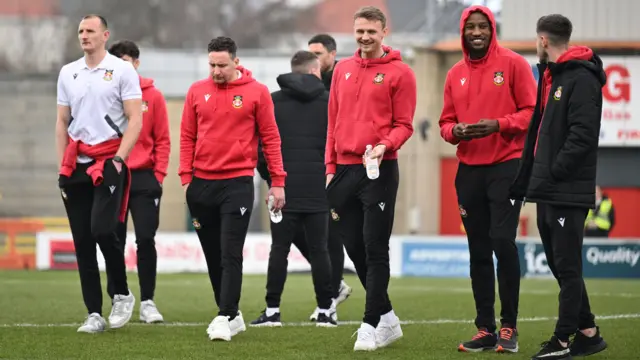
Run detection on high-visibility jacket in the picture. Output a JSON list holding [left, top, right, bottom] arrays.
[[585, 198, 614, 236]]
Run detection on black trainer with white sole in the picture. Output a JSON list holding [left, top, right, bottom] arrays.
[[531, 336, 572, 360], [570, 327, 607, 356], [249, 311, 282, 327], [316, 313, 338, 327]]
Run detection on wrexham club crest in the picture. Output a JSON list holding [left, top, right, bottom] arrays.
[[232, 95, 243, 108], [373, 73, 385, 84], [493, 71, 504, 86], [141, 101, 149, 113], [103, 69, 114, 81], [554, 86, 563, 100]]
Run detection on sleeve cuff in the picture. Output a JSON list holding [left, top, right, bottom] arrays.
[[377, 140, 393, 152], [154, 171, 166, 184], [326, 164, 336, 175], [497, 117, 510, 132], [179, 173, 192, 186], [270, 176, 285, 187]]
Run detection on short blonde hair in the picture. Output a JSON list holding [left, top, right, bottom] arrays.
[[353, 6, 387, 28]]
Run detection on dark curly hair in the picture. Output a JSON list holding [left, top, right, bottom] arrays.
[[207, 36, 237, 58]]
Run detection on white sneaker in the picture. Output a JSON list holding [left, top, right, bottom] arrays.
[[353, 323, 377, 351], [140, 300, 164, 323], [230, 311, 246, 336], [376, 315, 403, 348], [310, 307, 338, 322], [207, 316, 231, 341], [109, 291, 135, 329], [336, 280, 352, 305], [77, 313, 106, 333]]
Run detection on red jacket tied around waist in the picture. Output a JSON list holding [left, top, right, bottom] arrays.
[[59, 137, 131, 222]]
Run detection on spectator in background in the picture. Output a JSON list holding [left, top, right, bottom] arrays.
[[105, 39, 170, 324], [439, 5, 536, 354], [584, 185, 615, 237]]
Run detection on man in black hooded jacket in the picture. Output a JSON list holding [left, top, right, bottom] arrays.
[[509, 14, 608, 360], [252, 51, 336, 328]]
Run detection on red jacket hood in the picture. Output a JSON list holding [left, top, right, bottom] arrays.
[[212, 65, 256, 88], [556, 46, 594, 63], [140, 75, 155, 89], [353, 45, 403, 67], [460, 5, 498, 64]]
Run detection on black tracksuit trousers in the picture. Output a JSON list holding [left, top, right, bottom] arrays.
[[185, 176, 254, 319], [265, 212, 333, 310], [325, 160, 399, 328], [106, 169, 162, 302], [59, 161, 130, 316], [290, 220, 344, 299], [536, 203, 596, 342], [455, 158, 522, 332]]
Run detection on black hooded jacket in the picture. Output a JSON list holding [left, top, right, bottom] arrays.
[[510, 48, 607, 208], [257, 73, 329, 212]]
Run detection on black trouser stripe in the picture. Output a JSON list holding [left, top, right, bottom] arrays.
[[104, 115, 123, 137]]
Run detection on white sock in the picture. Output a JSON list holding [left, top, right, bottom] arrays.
[[319, 308, 333, 316], [381, 310, 397, 324], [266, 307, 279, 317], [361, 323, 376, 332]]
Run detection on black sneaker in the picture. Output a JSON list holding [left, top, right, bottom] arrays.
[[570, 326, 607, 356], [531, 336, 572, 359], [458, 329, 497, 352], [249, 310, 282, 327], [496, 326, 519, 353], [316, 312, 338, 328]]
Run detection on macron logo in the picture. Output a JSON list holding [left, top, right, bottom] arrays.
[[460, 77, 466, 85], [558, 217, 565, 227], [378, 202, 385, 211], [240, 207, 247, 216], [345, 73, 351, 80], [204, 94, 210, 102], [510, 199, 515, 206], [109, 185, 116, 194]]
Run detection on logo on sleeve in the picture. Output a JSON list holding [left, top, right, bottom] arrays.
[[459, 204, 467, 218], [103, 69, 114, 81], [330, 209, 340, 221], [373, 73, 385, 84], [493, 71, 504, 86], [232, 95, 243, 108], [554, 86, 563, 100], [142, 101, 149, 112]]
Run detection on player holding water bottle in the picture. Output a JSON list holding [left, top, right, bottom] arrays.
[[324, 6, 416, 352]]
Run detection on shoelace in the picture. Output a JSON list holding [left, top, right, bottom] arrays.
[[472, 330, 492, 340], [500, 328, 514, 340], [351, 328, 374, 340]]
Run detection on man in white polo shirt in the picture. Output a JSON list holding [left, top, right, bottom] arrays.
[[56, 14, 142, 333]]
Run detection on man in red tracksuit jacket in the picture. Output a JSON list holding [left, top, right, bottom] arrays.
[[438, 5, 536, 354], [179, 36, 286, 342], [106, 40, 170, 324], [325, 6, 416, 352]]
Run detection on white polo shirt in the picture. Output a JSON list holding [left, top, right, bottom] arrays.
[[56, 52, 142, 162]]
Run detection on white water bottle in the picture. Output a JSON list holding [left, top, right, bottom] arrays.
[[267, 195, 282, 223], [364, 144, 379, 180]]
